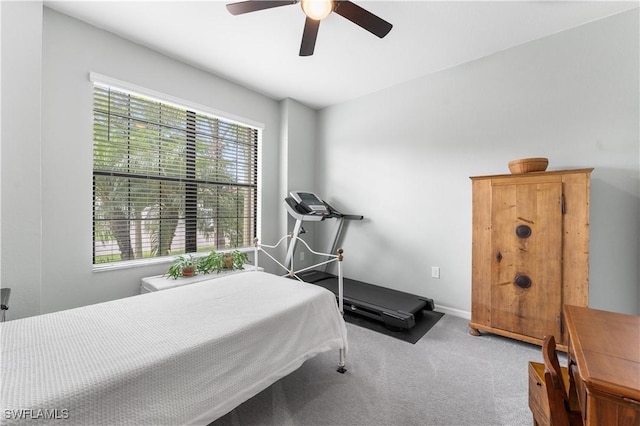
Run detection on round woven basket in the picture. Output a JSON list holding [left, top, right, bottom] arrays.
[[508, 157, 548, 174]]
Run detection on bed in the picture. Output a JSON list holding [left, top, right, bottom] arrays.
[[0, 237, 347, 425]]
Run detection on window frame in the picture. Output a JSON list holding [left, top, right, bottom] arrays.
[[90, 73, 263, 272]]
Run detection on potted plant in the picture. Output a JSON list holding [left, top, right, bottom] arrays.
[[203, 249, 249, 273], [167, 255, 197, 279], [166, 250, 250, 279], [197, 251, 226, 275], [228, 250, 249, 270]]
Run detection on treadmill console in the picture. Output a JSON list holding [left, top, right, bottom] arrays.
[[290, 191, 329, 215]]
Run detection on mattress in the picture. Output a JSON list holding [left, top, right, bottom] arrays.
[[0, 271, 347, 425]]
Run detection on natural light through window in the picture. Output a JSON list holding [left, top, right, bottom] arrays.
[[92, 80, 260, 268]]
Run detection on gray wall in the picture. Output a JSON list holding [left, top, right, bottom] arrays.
[[316, 9, 640, 316], [1, 1, 43, 320], [2, 4, 287, 319], [2, 3, 638, 320], [278, 98, 318, 271]]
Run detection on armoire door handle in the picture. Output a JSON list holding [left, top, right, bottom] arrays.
[[514, 274, 532, 289], [515, 224, 532, 238]]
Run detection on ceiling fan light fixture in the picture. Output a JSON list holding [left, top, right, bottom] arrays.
[[301, 0, 334, 21]]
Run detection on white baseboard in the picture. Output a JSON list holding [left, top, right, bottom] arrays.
[[434, 304, 471, 320]]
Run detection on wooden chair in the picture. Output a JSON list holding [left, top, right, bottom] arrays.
[[542, 335, 583, 426]]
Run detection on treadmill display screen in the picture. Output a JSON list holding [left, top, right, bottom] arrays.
[[291, 191, 328, 215], [299, 192, 321, 205]]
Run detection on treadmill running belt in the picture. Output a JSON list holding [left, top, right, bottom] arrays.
[[296, 270, 431, 330]]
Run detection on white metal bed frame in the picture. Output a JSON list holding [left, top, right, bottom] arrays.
[[0, 240, 348, 425], [253, 234, 347, 373]]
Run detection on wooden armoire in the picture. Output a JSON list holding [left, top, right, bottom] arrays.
[[468, 168, 592, 349]]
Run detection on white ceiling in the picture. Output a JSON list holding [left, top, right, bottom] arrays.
[[45, 1, 638, 110]]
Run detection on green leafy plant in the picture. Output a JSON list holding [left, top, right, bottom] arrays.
[[197, 251, 226, 275], [228, 250, 249, 271], [166, 250, 249, 279], [166, 254, 197, 279]]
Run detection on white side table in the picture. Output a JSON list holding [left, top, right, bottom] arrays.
[[140, 266, 262, 293]]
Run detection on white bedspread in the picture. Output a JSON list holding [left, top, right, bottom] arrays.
[[0, 272, 347, 425]]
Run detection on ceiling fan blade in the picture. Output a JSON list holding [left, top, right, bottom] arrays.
[[299, 17, 320, 56], [334, 1, 392, 38], [226, 1, 298, 16]]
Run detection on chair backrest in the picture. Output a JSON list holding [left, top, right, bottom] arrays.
[[0, 288, 10, 307], [543, 335, 577, 426], [0, 288, 10, 322], [544, 369, 571, 426], [543, 335, 568, 403]]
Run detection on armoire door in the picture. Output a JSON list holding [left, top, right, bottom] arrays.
[[490, 180, 563, 340]]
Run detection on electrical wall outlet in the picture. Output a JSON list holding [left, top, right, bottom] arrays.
[[299, 251, 305, 261], [431, 266, 440, 279]]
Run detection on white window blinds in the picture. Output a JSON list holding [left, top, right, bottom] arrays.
[[92, 83, 259, 265]]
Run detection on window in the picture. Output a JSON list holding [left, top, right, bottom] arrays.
[[92, 80, 260, 267]]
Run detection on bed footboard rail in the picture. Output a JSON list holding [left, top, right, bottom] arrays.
[[253, 235, 347, 373]]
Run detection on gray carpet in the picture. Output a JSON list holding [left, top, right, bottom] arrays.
[[213, 314, 548, 426]]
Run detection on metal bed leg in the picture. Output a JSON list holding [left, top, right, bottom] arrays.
[[336, 248, 346, 374], [337, 348, 346, 374]]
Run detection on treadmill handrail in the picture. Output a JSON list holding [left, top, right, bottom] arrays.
[[285, 196, 363, 221], [284, 193, 363, 272], [284, 197, 325, 222]]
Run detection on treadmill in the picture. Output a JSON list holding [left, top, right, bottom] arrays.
[[285, 191, 434, 330]]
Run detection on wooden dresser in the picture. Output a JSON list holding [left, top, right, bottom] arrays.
[[469, 169, 592, 349], [564, 305, 640, 425]]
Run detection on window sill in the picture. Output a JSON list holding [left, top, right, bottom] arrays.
[[92, 248, 254, 273], [92, 256, 175, 273]]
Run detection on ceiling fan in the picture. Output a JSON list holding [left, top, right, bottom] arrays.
[[226, 0, 393, 56]]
